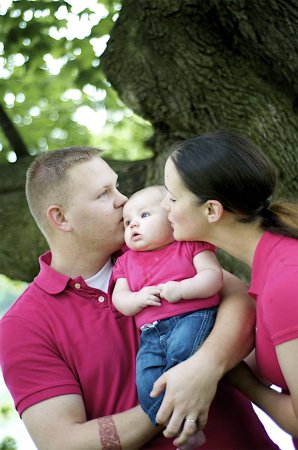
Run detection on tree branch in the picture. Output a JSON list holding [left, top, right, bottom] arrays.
[[0, 103, 29, 159]]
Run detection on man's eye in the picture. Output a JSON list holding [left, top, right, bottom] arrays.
[[98, 190, 108, 198], [141, 212, 150, 218]]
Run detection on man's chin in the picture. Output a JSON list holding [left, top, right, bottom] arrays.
[[113, 235, 125, 251]]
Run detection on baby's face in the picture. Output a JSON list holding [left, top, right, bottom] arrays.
[[123, 188, 174, 251]]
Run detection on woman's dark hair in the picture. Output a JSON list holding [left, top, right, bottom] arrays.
[[170, 131, 298, 239]]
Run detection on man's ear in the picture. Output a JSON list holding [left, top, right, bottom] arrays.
[[206, 200, 223, 223], [47, 205, 72, 231]]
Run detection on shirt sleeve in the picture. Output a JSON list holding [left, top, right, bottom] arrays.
[[0, 315, 81, 416], [112, 253, 127, 281], [191, 240, 216, 256], [263, 269, 298, 346]]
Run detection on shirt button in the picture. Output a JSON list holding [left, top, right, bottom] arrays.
[[74, 283, 81, 289], [98, 296, 105, 303]]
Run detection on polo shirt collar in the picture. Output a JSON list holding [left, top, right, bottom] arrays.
[[34, 251, 71, 294], [248, 231, 283, 299]]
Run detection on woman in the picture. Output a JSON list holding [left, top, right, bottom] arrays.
[[154, 131, 298, 449]]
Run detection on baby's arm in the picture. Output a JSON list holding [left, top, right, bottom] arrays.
[[112, 278, 161, 316], [159, 250, 223, 303]]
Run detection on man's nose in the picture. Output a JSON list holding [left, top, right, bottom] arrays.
[[116, 191, 128, 207]]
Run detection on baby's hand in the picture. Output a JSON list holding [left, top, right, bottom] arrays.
[[159, 281, 182, 303], [177, 430, 206, 449], [134, 286, 161, 308]]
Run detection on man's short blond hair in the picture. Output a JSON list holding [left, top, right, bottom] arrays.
[[26, 146, 101, 236]]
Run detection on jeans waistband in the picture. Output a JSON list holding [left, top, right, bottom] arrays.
[[140, 320, 159, 331]]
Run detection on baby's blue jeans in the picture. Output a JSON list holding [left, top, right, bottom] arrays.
[[136, 307, 217, 425]]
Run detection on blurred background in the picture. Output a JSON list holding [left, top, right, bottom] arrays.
[[1, 0, 297, 448]]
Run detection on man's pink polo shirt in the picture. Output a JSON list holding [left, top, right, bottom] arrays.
[[0, 252, 280, 449], [248, 231, 298, 391], [0, 252, 179, 449], [0, 252, 140, 419]]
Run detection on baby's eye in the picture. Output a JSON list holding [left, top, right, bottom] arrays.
[[141, 211, 150, 218], [125, 219, 131, 226]]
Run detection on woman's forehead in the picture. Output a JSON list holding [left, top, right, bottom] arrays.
[[164, 159, 183, 190]]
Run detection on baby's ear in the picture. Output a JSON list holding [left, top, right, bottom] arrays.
[[206, 200, 223, 223], [47, 205, 72, 232]]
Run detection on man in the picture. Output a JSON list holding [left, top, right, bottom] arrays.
[[0, 147, 277, 450]]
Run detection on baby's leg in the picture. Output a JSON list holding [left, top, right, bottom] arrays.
[[136, 324, 167, 425]]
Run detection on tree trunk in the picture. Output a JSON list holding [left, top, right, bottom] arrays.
[[101, 0, 298, 275], [102, 0, 298, 195], [1, 0, 298, 281], [0, 104, 29, 159]]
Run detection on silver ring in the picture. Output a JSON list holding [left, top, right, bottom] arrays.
[[185, 418, 197, 423]]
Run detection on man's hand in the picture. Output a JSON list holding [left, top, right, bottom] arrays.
[[134, 286, 161, 309], [150, 353, 218, 447], [159, 281, 182, 303]]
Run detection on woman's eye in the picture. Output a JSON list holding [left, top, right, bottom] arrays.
[[169, 197, 176, 203], [141, 212, 150, 218]]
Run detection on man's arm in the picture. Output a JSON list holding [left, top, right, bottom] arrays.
[[150, 270, 256, 446], [22, 394, 160, 450]]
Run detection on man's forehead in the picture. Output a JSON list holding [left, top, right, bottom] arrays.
[[70, 157, 117, 181]]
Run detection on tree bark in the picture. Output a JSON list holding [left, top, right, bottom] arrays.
[[101, 0, 298, 197]]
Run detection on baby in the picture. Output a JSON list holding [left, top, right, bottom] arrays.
[[112, 185, 223, 426]]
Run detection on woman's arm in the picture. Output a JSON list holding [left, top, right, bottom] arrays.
[[226, 339, 298, 437], [150, 270, 256, 446]]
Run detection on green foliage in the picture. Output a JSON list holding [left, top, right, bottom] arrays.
[[0, 401, 18, 450], [95, 110, 153, 160], [0, 437, 17, 450], [0, 274, 27, 316], [0, 404, 13, 419], [0, 0, 152, 162]]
